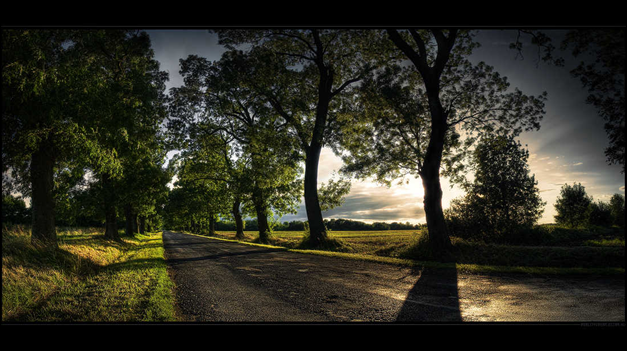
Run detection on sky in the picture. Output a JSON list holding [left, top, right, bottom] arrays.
[[145, 29, 625, 225]]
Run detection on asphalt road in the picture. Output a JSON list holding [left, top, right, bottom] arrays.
[[162, 231, 625, 323]]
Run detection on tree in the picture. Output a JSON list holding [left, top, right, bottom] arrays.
[[445, 135, 545, 241], [588, 200, 612, 227], [177, 163, 230, 236], [73, 30, 168, 241], [215, 29, 380, 247], [120, 145, 172, 236], [168, 50, 304, 244], [2, 194, 31, 225], [340, 29, 546, 259], [514, 29, 625, 173], [554, 183, 593, 228], [609, 193, 625, 227], [3, 29, 123, 248]]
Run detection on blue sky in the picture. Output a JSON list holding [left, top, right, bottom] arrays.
[[146, 29, 625, 224]]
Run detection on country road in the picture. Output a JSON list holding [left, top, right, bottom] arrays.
[[162, 231, 625, 323]]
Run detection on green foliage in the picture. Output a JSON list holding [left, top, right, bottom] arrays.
[[3, 29, 169, 245], [167, 47, 304, 238], [445, 135, 545, 242], [317, 176, 351, 212], [609, 194, 625, 227], [563, 30, 625, 173], [588, 200, 613, 227], [554, 183, 593, 228], [2, 195, 31, 225], [339, 31, 547, 187]]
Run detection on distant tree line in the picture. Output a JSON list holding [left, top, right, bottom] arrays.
[[554, 183, 625, 229], [208, 217, 424, 232]]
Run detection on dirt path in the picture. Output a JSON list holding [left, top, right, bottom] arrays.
[[163, 231, 625, 323]]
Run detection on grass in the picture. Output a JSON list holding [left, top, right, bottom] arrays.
[[2, 225, 177, 322], [194, 225, 625, 275]]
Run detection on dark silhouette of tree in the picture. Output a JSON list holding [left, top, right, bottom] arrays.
[[2, 194, 31, 225], [609, 193, 625, 227], [514, 29, 625, 173], [340, 29, 546, 259], [554, 183, 593, 228], [214, 29, 381, 247], [588, 200, 612, 227], [445, 135, 545, 242]]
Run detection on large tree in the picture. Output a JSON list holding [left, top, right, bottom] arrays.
[[340, 29, 547, 259], [2, 29, 123, 248], [214, 29, 380, 247]]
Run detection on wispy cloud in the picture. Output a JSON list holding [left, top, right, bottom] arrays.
[[572, 162, 583, 166]]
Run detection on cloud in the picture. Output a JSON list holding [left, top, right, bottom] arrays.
[[620, 186, 625, 192], [572, 162, 583, 166], [322, 190, 425, 222]]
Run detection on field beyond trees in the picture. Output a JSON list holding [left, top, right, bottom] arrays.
[[198, 224, 625, 274]]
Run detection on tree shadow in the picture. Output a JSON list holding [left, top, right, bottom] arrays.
[[395, 265, 462, 322], [166, 247, 287, 266]]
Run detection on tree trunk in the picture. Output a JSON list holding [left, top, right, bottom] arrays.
[[208, 213, 216, 236], [252, 187, 271, 243], [139, 215, 145, 234], [124, 204, 135, 236], [303, 143, 328, 245], [421, 168, 453, 259], [386, 28, 458, 260], [232, 198, 245, 240], [30, 139, 57, 249], [102, 174, 120, 241], [420, 88, 453, 260], [303, 39, 333, 247]]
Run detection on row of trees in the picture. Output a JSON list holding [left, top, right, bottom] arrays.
[[4, 29, 622, 260], [162, 29, 549, 256], [554, 183, 625, 228], [3, 30, 172, 248]]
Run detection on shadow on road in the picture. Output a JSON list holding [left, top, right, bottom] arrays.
[[166, 247, 287, 265], [395, 266, 462, 322]]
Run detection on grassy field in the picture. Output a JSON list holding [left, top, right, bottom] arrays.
[[206, 225, 625, 274], [2, 225, 177, 322]]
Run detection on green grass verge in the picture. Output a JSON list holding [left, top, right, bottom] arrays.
[[2, 225, 178, 322]]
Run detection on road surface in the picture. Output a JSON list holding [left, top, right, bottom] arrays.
[[162, 231, 625, 323]]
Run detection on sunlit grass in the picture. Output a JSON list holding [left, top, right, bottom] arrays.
[[2, 225, 177, 322], [198, 226, 625, 275]]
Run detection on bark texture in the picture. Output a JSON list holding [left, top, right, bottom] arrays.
[[30, 139, 57, 249]]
